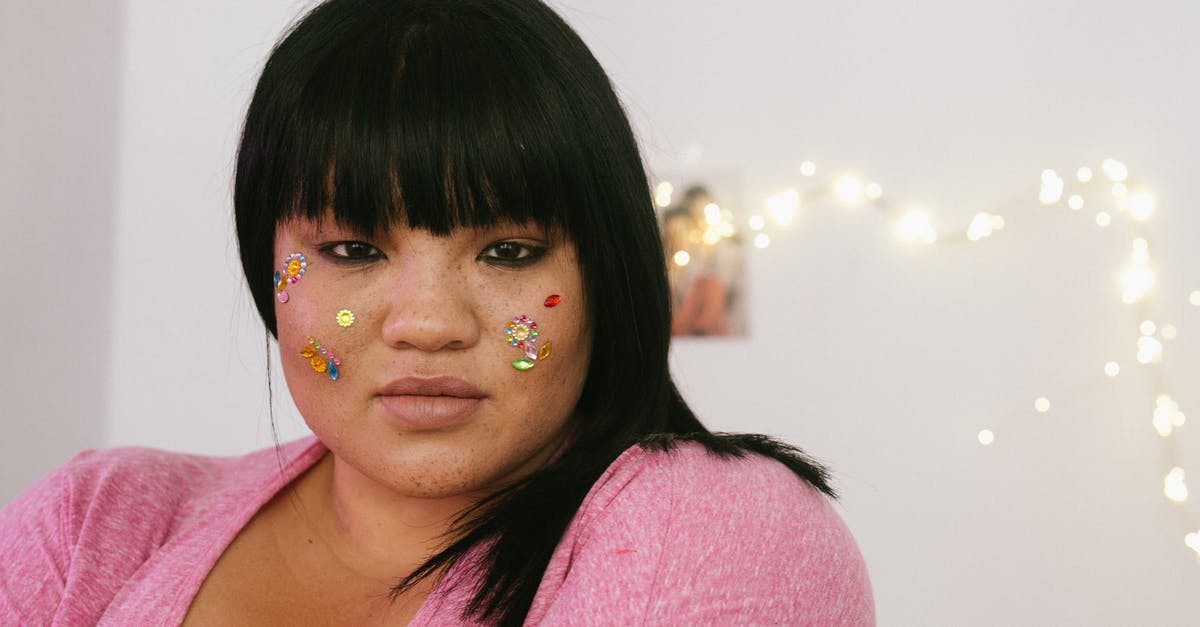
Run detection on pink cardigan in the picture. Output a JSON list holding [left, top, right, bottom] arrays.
[[0, 437, 874, 625]]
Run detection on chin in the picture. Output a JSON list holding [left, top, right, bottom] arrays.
[[372, 442, 517, 499]]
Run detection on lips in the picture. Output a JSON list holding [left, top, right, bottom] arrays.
[[375, 376, 486, 430]]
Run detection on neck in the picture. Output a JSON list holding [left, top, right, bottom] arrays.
[[299, 454, 477, 581]]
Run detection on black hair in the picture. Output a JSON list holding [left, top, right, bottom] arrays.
[[234, 0, 833, 624]]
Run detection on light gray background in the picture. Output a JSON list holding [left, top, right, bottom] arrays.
[[3, 1, 1199, 624]]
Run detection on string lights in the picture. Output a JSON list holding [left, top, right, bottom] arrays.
[[655, 157, 1198, 559]]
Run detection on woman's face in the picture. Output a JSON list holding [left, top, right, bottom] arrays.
[[273, 216, 592, 499]]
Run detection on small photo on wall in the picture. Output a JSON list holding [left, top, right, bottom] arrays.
[[655, 175, 748, 337]]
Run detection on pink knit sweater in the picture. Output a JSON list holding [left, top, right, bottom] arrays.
[[0, 437, 873, 625]]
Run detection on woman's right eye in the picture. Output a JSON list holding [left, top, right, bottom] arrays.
[[319, 241, 383, 262]]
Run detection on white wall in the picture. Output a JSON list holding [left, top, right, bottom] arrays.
[[4, 1, 1199, 624], [0, 2, 122, 504], [104, 1, 314, 456]]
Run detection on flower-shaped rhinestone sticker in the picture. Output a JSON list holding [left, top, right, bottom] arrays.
[[506, 315, 538, 348], [506, 315, 549, 371], [335, 309, 355, 328]]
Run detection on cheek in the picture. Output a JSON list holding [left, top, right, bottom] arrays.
[[495, 290, 590, 388], [274, 275, 378, 386], [277, 311, 343, 387]]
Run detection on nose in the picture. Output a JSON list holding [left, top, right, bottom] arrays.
[[379, 256, 481, 353]]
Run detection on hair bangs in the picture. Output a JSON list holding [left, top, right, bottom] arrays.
[[272, 9, 581, 239]]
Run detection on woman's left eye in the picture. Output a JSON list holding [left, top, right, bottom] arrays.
[[479, 241, 546, 267]]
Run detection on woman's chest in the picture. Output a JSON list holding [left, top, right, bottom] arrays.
[[180, 502, 428, 625]]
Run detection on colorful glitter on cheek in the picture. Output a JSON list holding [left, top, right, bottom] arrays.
[[301, 337, 341, 381], [335, 309, 355, 328], [505, 314, 551, 371], [275, 252, 307, 303]]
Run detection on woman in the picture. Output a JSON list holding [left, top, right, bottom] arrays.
[[0, 0, 873, 624]]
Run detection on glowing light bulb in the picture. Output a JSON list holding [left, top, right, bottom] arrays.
[[1165, 467, 1189, 503], [1102, 158, 1129, 182], [1140, 320, 1157, 336], [1096, 212, 1111, 227], [967, 213, 998, 241], [1153, 396, 1182, 436], [800, 160, 817, 177], [654, 182, 674, 208], [865, 182, 883, 200], [1191, 291, 1200, 306], [1155, 410, 1174, 436], [748, 215, 765, 231], [978, 430, 995, 445], [1127, 192, 1155, 221], [1076, 166, 1093, 182], [704, 203, 722, 226], [1186, 532, 1200, 556], [1154, 396, 1188, 428], [753, 233, 770, 249], [1121, 265, 1156, 303], [1137, 336, 1163, 364], [834, 175, 865, 203], [672, 250, 690, 266], [1131, 238, 1149, 263], [1039, 169, 1064, 204], [701, 228, 721, 246], [1104, 362, 1120, 377], [1161, 324, 1177, 340], [897, 211, 937, 244], [1068, 195, 1084, 210], [1035, 397, 1051, 413], [766, 190, 800, 226]]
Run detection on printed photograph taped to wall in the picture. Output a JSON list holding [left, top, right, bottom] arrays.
[[656, 177, 747, 337]]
